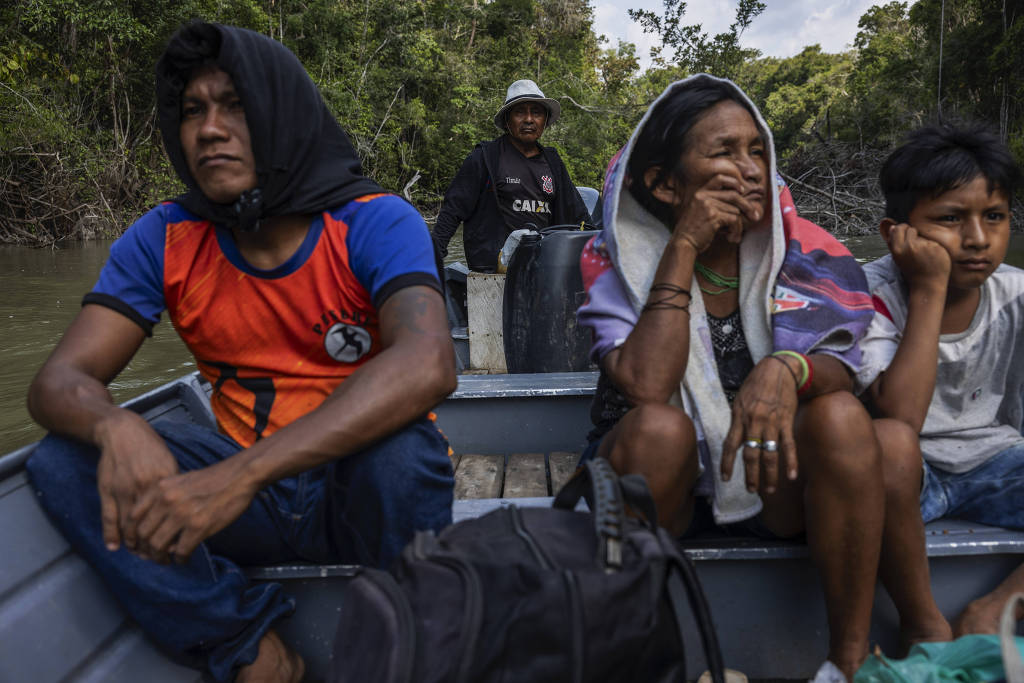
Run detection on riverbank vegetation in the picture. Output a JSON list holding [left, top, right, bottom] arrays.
[[1, 0, 1021, 245]]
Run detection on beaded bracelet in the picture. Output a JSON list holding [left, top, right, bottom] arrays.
[[770, 350, 812, 396], [643, 283, 692, 313], [650, 283, 691, 298]]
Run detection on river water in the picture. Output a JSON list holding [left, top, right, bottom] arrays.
[[1, 230, 1021, 454]]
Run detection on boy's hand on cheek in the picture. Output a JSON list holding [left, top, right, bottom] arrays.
[[887, 222, 950, 291]]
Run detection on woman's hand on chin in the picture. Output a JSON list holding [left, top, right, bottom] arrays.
[[672, 166, 765, 252], [719, 357, 799, 494]]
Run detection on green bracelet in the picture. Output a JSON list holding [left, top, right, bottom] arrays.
[[771, 350, 812, 395]]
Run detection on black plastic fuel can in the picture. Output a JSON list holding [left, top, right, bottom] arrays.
[[502, 228, 596, 373]]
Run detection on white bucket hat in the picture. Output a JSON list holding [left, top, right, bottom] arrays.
[[493, 79, 561, 131]]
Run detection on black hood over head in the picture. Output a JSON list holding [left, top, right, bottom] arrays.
[[155, 22, 384, 231]]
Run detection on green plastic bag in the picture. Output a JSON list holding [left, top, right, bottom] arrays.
[[855, 593, 1024, 683], [854, 636, 1018, 682]]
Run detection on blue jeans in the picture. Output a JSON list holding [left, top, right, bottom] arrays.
[[25, 417, 453, 682], [920, 442, 1024, 528]]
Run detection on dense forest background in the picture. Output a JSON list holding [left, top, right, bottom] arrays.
[[1, 0, 1021, 245]]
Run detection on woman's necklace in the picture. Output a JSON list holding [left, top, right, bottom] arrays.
[[694, 261, 739, 295]]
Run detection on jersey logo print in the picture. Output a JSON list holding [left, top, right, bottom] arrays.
[[208, 362, 275, 440], [325, 322, 372, 362], [541, 175, 554, 195]]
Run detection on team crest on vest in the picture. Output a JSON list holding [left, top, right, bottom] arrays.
[[324, 322, 371, 362], [541, 175, 554, 195]]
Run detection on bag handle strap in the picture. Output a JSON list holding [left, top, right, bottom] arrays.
[[619, 472, 659, 528], [555, 457, 654, 570], [553, 457, 660, 522], [666, 554, 726, 683], [1001, 592, 1024, 683], [554, 458, 727, 681]]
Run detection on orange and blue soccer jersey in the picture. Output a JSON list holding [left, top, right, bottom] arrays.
[[85, 193, 441, 448]]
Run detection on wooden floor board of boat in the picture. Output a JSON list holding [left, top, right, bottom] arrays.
[[503, 453, 547, 497], [453, 451, 581, 499], [548, 451, 579, 492]]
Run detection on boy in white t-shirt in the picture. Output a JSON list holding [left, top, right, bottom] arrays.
[[857, 123, 1023, 641]]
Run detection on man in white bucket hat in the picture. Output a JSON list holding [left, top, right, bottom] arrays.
[[433, 79, 591, 272]]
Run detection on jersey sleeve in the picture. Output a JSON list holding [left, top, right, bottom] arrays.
[[577, 234, 639, 362], [82, 205, 167, 335], [345, 194, 442, 309]]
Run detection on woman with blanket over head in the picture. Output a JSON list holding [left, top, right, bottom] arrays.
[[577, 75, 884, 680]]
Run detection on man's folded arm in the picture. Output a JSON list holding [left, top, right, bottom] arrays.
[[28, 303, 148, 444], [228, 284, 457, 489]]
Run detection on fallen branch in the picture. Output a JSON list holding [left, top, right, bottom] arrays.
[[779, 170, 865, 208], [403, 170, 422, 201], [559, 95, 645, 115], [371, 84, 403, 146], [357, 38, 390, 99]]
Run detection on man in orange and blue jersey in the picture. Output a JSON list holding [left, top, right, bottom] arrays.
[[24, 22, 456, 683]]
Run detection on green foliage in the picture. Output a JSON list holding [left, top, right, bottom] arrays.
[[735, 46, 854, 151], [628, 0, 765, 78], [487, 0, 536, 39], [2, 0, 1022, 244], [841, 2, 926, 144]]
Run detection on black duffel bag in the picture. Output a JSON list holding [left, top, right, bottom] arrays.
[[328, 457, 725, 683]]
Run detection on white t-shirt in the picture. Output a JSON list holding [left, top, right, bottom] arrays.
[[856, 255, 1024, 473]]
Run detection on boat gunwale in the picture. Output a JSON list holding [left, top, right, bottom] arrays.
[[0, 373, 214, 480], [446, 371, 599, 399]]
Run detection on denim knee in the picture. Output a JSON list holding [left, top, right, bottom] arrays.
[[321, 417, 454, 568], [358, 421, 452, 494], [25, 432, 295, 682], [349, 419, 453, 531], [25, 434, 100, 508]]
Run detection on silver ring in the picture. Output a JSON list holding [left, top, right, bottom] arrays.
[[743, 439, 762, 449], [762, 440, 778, 452]]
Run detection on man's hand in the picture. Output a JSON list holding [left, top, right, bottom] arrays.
[[721, 357, 799, 494], [672, 164, 765, 252], [130, 458, 257, 563], [94, 410, 179, 552], [885, 222, 951, 291]]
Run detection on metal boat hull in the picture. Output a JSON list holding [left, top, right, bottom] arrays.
[[2, 372, 1022, 681]]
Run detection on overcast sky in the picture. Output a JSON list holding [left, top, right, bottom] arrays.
[[593, 0, 880, 70]]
